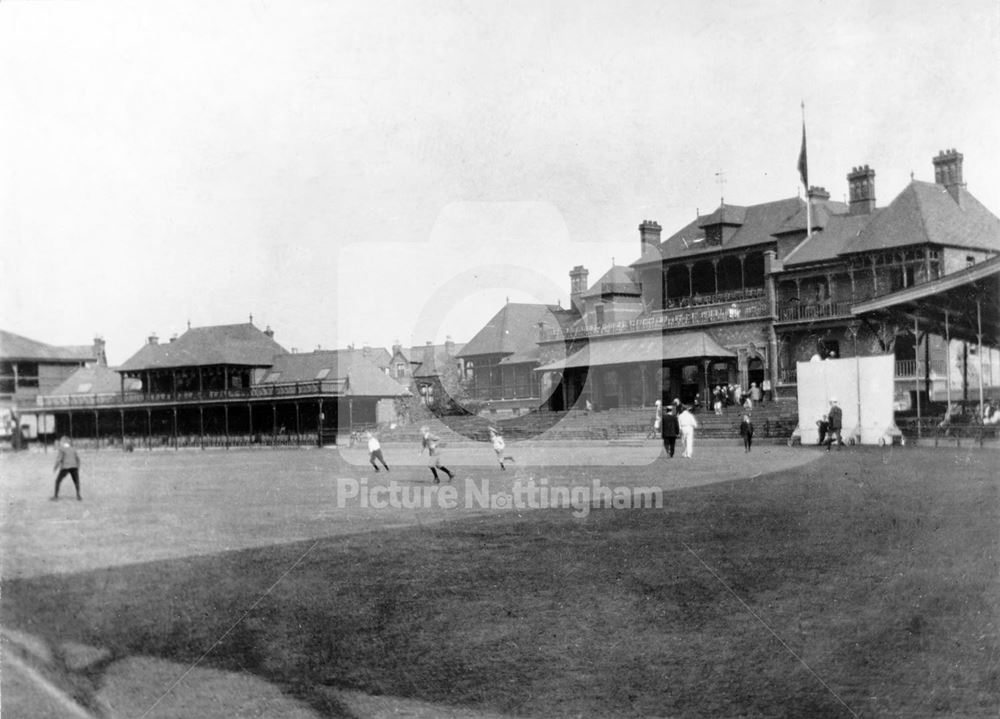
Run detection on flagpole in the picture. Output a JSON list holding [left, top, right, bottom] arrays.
[[802, 101, 812, 239]]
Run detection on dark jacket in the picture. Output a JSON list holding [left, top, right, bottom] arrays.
[[661, 413, 680, 439], [739, 419, 754, 437], [828, 405, 843, 431]]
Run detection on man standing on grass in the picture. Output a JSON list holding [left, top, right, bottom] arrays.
[[826, 398, 843, 451], [367, 431, 389, 472], [740, 413, 754, 453], [52, 436, 82, 501], [661, 404, 680, 458], [677, 405, 699, 459]]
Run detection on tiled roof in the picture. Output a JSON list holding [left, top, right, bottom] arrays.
[[49, 365, 141, 395], [782, 213, 877, 267], [0, 330, 95, 362], [773, 200, 850, 236], [632, 197, 806, 265], [843, 181, 1000, 254], [261, 349, 407, 396], [579, 265, 641, 298], [457, 303, 578, 358], [118, 324, 287, 371]]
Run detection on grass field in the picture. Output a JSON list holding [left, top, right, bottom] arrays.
[[2, 444, 998, 718]]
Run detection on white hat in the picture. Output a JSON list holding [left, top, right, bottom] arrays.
[[829, 397, 838, 403]]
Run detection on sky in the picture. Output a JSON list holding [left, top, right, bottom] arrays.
[[1, 0, 998, 364]]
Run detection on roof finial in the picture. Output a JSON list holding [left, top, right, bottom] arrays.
[[910, 170, 915, 181], [249, 312, 254, 325], [715, 168, 726, 205], [187, 319, 191, 330], [506, 296, 509, 304]]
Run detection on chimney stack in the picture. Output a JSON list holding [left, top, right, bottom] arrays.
[[933, 148, 964, 202], [638, 220, 662, 255], [445, 335, 455, 356], [93, 336, 107, 367], [807, 186, 830, 201], [147, 332, 159, 345], [392, 341, 402, 357], [847, 165, 876, 215], [569, 265, 589, 313]]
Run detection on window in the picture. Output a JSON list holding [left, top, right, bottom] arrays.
[[16, 362, 38, 388], [315, 368, 331, 380], [465, 361, 474, 380], [395, 362, 406, 379]]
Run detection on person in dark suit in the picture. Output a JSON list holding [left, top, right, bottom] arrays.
[[739, 413, 754, 453], [52, 436, 82, 500], [826, 399, 844, 451], [661, 404, 680, 458]]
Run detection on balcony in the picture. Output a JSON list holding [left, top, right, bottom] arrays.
[[544, 294, 770, 342], [775, 301, 854, 324], [33, 379, 348, 409]]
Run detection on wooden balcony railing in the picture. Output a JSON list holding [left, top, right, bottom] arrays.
[[34, 379, 348, 409], [543, 296, 770, 342], [776, 301, 853, 323]]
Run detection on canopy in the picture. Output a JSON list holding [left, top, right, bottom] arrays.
[[536, 331, 734, 371]]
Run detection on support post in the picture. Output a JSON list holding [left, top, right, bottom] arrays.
[[172, 407, 178, 450], [94, 409, 99, 450], [199, 405, 205, 450], [120, 408, 126, 449], [914, 315, 921, 434], [146, 408, 152, 450], [977, 300, 985, 420], [944, 310, 952, 417], [224, 404, 230, 450], [272, 404, 277, 447]]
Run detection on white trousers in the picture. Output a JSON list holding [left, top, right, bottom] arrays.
[[681, 427, 694, 457]]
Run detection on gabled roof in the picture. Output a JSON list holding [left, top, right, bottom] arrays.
[[843, 181, 1000, 254], [412, 343, 464, 378], [0, 330, 95, 363], [773, 200, 850, 236], [48, 365, 141, 396], [579, 265, 641, 298], [118, 324, 287, 371], [457, 303, 578, 358], [782, 212, 878, 267], [633, 197, 806, 265], [261, 349, 407, 396]]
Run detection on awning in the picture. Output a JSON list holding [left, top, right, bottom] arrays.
[[851, 254, 1000, 346], [536, 331, 735, 371]]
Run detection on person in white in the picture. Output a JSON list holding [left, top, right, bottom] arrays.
[[366, 431, 389, 471], [488, 427, 515, 470], [677, 405, 699, 458]]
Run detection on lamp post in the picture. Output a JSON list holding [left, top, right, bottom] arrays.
[[846, 321, 862, 443]]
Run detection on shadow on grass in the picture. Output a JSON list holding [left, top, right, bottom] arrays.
[[4, 449, 999, 718]]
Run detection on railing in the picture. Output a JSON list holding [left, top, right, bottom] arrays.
[[894, 360, 925, 378], [543, 296, 770, 341], [34, 379, 348, 408], [776, 301, 853, 323]]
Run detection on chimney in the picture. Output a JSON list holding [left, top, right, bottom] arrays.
[[445, 335, 455, 356], [933, 148, 964, 202], [93, 336, 107, 367], [392, 341, 402, 357], [362, 344, 371, 357], [264, 325, 274, 339], [807, 186, 830, 201], [424, 340, 434, 364], [639, 220, 662, 255], [169, 333, 178, 343], [569, 265, 589, 313], [147, 332, 159, 345], [847, 165, 876, 215]]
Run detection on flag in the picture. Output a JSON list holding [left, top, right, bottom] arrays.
[[797, 119, 809, 189]]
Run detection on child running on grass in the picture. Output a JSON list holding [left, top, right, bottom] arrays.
[[420, 426, 454, 483], [488, 427, 515, 470]]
